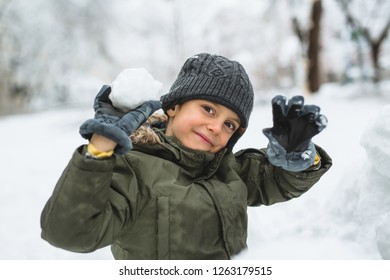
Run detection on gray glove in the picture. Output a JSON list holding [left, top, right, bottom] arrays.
[[263, 95, 327, 172], [79, 85, 161, 154]]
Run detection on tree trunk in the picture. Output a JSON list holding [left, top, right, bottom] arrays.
[[368, 19, 390, 83], [371, 42, 380, 83], [306, 0, 322, 93]]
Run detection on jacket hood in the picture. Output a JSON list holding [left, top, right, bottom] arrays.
[[130, 113, 167, 146]]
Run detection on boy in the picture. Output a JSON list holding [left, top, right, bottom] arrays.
[[41, 53, 332, 259]]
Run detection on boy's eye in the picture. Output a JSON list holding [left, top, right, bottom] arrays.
[[225, 121, 236, 131], [202, 105, 214, 114]]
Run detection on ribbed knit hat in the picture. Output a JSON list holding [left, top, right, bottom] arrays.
[[160, 53, 254, 129]]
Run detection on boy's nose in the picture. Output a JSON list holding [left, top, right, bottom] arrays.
[[207, 121, 223, 134]]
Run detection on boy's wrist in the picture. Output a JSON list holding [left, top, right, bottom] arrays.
[[90, 134, 117, 152]]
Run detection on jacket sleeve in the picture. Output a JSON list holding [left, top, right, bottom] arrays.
[[40, 145, 138, 253], [234, 144, 332, 206]]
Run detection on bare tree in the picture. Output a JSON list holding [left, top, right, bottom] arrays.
[[307, 0, 322, 92], [336, 0, 390, 82], [292, 0, 323, 93]]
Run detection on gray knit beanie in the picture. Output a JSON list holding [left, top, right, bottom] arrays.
[[160, 53, 254, 129]]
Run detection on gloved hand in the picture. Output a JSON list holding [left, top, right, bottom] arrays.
[[263, 95, 327, 172], [79, 85, 161, 155]]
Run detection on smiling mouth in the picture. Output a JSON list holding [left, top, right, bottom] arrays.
[[195, 132, 213, 146]]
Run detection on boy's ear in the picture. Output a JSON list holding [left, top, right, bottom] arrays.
[[167, 108, 175, 117], [167, 104, 180, 117]]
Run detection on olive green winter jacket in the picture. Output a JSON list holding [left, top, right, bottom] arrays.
[[41, 129, 332, 260]]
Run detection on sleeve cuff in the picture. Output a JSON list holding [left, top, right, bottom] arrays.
[[86, 143, 114, 159]]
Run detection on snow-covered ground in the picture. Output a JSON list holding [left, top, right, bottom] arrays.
[[0, 82, 389, 260]]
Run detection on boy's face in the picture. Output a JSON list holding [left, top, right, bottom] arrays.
[[165, 99, 240, 153]]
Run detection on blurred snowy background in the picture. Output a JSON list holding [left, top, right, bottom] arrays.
[[0, 0, 389, 259]]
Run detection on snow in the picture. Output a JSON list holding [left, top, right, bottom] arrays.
[[110, 68, 163, 112], [0, 0, 389, 270], [1, 81, 389, 260]]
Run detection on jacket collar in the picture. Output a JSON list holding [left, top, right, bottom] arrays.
[[133, 128, 228, 179]]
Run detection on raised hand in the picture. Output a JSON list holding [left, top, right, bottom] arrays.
[[80, 85, 161, 154], [263, 95, 327, 171]]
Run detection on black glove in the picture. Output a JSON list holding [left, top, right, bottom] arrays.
[[79, 85, 161, 155], [263, 95, 327, 171]]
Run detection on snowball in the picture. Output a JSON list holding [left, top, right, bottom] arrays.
[[109, 68, 163, 112]]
